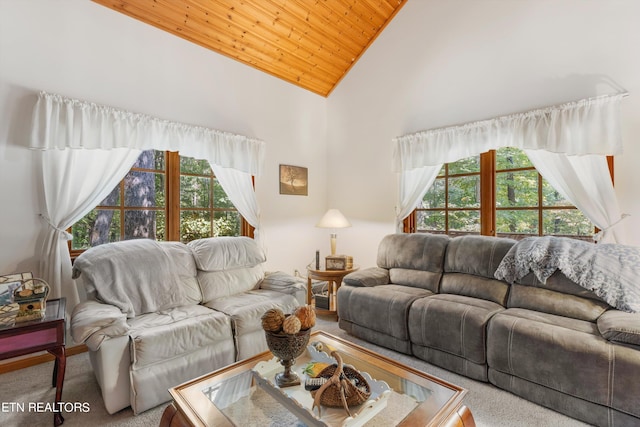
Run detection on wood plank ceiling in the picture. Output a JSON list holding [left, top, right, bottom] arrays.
[[93, 0, 406, 97]]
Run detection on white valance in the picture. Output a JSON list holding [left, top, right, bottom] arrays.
[[30, 91, 265, 176], [392, 93, 626, 171]]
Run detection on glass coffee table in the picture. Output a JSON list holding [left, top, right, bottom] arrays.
[[160, 331, 475, 427]]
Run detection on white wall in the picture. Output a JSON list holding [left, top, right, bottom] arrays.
[[329, 0, 640, 268], [0, 0, 328, 277], [1, 0, 639, 283]]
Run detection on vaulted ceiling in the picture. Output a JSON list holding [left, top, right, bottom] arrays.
[[92, 0, 406, 97]]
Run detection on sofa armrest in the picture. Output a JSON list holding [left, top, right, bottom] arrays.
[[597, 310, 640, 346], [343, 267, 389, 287], [71, 300, 130, 351], [260, 271, 306, 294]]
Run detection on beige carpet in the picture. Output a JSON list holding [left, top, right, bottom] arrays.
[[0, 315, 589, 427]]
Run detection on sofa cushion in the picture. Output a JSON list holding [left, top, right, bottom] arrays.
[[440, 273, 510, 306], [338, 284, 433, 341], [73, 239, 194, 318], [409, 294, 504, 365], [508, 283, 610, 322], [188, 236, 266, 271], [205, 290, 300, 360], [488, 308, 640, 418], [377, 233, 449, 292], [204, 290, 299, 336], [343, 267, 390, 287], [197, 265, 264, 303], [444, 235, 515, 278], [129, 305, 232, 368], [598, 309, 640, 346]]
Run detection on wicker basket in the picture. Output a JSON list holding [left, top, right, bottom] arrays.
[[311, 351, 371, 417]]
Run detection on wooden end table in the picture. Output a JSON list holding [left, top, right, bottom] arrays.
[[0, 298, 67, 426], [306, 266, 358, 318]]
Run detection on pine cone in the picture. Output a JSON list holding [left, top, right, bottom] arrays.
[[261, 308, 285, 332], [282, 315, 302, 334], [294, 305, 316, 330]]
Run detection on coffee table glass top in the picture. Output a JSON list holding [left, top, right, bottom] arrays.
[[169, 331, 467, 427]]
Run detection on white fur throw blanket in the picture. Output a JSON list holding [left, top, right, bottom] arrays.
[[494, 236, 640, 313]]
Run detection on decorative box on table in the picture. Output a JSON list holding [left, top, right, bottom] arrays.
[[325, 255, 353, 271], [12, 278, 50, 322]]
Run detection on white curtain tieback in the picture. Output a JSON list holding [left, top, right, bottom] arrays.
[[594, 213, 630, 243], [40, 214, 73, 240]]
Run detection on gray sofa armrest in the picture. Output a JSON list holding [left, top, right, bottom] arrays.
[[71, 300, 130, 351], [260, 271, 306, 294], [343, 267, 390, 287], [597, 310, 640, 346]]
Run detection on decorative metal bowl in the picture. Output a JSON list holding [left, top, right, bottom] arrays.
[[265, 328, 311, 387]]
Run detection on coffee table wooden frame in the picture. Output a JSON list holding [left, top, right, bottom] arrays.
[[161, 330, 475, 427]]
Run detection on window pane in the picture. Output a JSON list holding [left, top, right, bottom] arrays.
[[124, 171, 165, 207], [496, 209, 538, 235], [124, 210, 163, 240], [496, 147, 533, 170], [213, 178, 234, 208], [180, 157, 211, 175], [420, 179, 445, 209], [448, 156, 480, 175], [133, 149, 161, 170], [448, 176, 480, 208], [449, 210, 480, 233], [214, 211, 241, 236], [416, 211, 445, 232], [181, 210, 212, 242], [97, 185, 120, 207], [181, 176, 211, 208], [542, 180, 572, 206], [543, 210, 593, 237], [71, 209, 121, 250], [437, 164, 446, 177], [496, 170, 539, 207]]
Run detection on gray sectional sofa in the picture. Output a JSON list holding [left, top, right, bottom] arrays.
[[337, 233, 640, 427], [71, 236, 306, 415]]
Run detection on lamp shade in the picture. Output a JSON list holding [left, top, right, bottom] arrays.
[[315, 209, 351, 229]]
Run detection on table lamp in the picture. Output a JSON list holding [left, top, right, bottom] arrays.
[[315, 209, 351, 255]]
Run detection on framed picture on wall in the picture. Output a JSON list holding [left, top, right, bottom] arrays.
[[279, 164, 308, 196]]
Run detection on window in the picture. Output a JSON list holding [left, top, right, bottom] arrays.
[[70, 150, 251, 255], [411, 147, 597, 241]]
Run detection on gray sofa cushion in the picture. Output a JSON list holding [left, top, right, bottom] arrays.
[[441, 273, 510, 306], [508, 284, 611, 322], [598, 309, 640, 346], [377, 233, 449, 292], [445, 235, 516, 278], [488, 308, 640, 419], [409, 294, 504, 365], [337, 284, 433, 341], [342, 267, 389, 287]]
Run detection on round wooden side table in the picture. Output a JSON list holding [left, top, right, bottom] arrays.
[[306, 266, 358, 319]]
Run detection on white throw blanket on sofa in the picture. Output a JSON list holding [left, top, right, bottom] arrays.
[[494, 236, 640, 313], [73, 239, 187, 318]]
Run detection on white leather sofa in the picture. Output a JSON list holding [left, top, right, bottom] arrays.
[[70, 236, 305, 415]]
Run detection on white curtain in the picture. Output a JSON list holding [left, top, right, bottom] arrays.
[[393, 93, 628, 240], [210, 164, 262, 244], [30, 91, 265, 310], [31, 92, 265, 175], [38, 148, 142, 306], [524, 150, 626, 243], [396, 166, 442, 232]]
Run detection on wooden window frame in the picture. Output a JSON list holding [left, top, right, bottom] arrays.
[[69, 150, 253, 258], [404, 151, 614, 238]]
